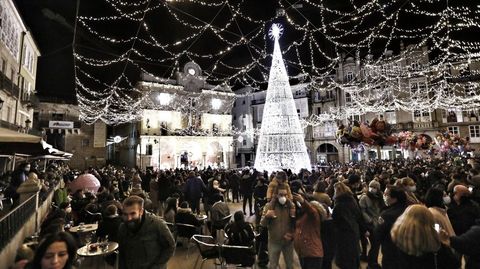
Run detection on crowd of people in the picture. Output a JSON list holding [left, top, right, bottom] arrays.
[[3, 155, 480, 269]]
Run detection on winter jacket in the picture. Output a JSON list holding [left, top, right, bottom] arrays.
[[396, 245, 460, 269], [450, 224, 480, 269], [157, 178, 172, 201], [225, 221, 255, 247], [118, 212, 175, 269], [332, 193, 365, 269], [184, 176, 206, 201], [293, 200, 324, 258], [359, 191, 385, 228], [210, 201, 230, 224], [240, 175, 254, 195], [375, 202, 407, 269], [447, 198, 480, 236], [175, 207, 202, 227], [260, 199, 295, 244], [96, 216, 122, 243]]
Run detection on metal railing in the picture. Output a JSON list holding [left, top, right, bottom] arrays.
[[0, 193, 37, 251]]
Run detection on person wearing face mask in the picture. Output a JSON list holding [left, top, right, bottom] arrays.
[[260, 185, 296, 269], [6, 163, 31, 206], [375, 185, 407, 269], [425, 187, 456, 238], [395, 177, 421, 205], [117, 195, 175, 269], [359, 180, 385, 269], [447, 185, 480, 236]]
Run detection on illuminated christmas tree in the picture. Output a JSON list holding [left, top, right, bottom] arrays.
[[254, 24, 311, 173]]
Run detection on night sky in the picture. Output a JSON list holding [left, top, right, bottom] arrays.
[[13, 0, 78, 101], [12, 0, 479, 103]]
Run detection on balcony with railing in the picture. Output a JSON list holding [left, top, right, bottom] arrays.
[[251, 99, 265, 105], [0, 72, 20, 98]]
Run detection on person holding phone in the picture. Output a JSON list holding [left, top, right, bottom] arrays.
[[391, 205, 460, 269], [425, 187, 456, 238]]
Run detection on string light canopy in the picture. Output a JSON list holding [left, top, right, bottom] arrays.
[[73, 0, 480, 126]]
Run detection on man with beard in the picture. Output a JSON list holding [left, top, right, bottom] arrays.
[[118, 195, 175, 269]]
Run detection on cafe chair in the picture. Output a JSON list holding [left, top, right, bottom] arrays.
[[85, 210, 103, 224], [175, 222, 200, 255], [211, 214, 232, 239], [192, 234, 222, 269], [220, 243, 256, 269]]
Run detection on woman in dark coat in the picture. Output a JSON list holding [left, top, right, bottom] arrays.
[[332, 182, 365, 269]]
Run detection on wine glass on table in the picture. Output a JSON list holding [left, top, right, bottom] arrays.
[[83, 231, 93, 250]]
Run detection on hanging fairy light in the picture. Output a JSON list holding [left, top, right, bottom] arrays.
[[73, 0, 480, 126]]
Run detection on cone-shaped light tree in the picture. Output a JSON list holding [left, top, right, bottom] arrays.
[[254, 24, 311, 173]]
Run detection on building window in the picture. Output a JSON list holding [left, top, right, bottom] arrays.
[[233, 115, 236, 121], [297, 109, 301, 117], [6, 106, 12, 122], [52, 113, 65, 121], [448, 126, 460, 135], [316, 107, 321, 115], [346, 71, 354, 82], [345, 92, 352, 103], [1, 58, 6, 73], [82, 139, 90, 147], [470, 125, 480, 138], [242, 139, 247, 146], [242, 100, 245, 105], [326, 90, 334, 100], [413, 110, 431, 122], [10, 68, 15, 82]]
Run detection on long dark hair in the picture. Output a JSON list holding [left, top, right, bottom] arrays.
[[165, 197, 178, 215], [31, 232, 77, 269]]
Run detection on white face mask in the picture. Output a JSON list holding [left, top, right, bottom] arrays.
[[278, 196, 287, 205], [443, 196, 451, 205], [408, 186, 416, 192], [369, 187, 377, 194]]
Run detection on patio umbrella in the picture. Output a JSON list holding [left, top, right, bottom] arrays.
[[69, 173, 101, 193]]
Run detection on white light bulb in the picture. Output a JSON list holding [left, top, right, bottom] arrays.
[[211, 98, 222, 110], [157, 93, 171, 105]]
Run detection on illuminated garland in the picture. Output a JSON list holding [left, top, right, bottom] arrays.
[[73, 0, 480, 125]]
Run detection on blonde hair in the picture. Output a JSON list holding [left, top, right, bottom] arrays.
[[391, 204, 440, 256], [334, 182, 352, 197], [395, 177, 415, 187]]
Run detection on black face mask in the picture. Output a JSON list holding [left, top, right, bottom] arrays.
[[126, 218, 142, 232]]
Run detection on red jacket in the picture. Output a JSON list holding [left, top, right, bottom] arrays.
[[293, 201, 324, 258]]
